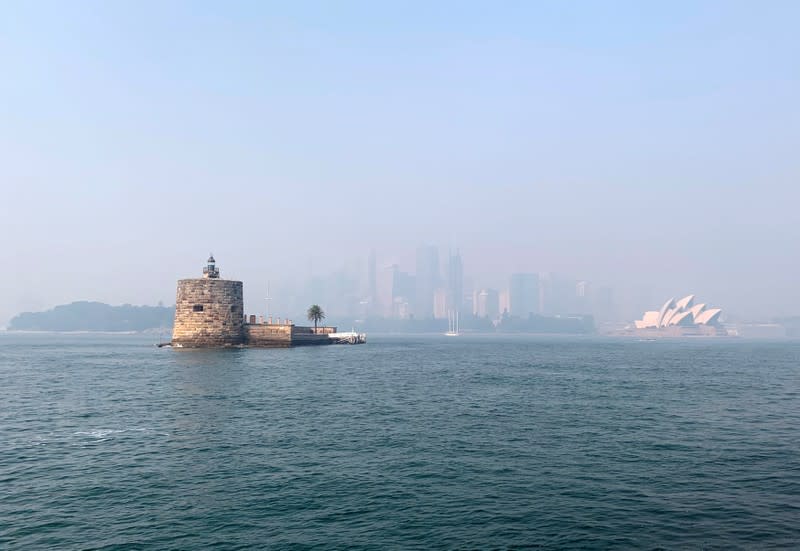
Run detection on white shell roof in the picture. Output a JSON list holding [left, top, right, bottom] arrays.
[[635, 296, 722, 328], [657, 298, 676, 326], [695, 308, 722, 325], [669, 311, 694, 326], [661, 307, 680, 327], [642, 311, 660, 327], [689, 304, 706, 320], [676, 295, 695, 310]]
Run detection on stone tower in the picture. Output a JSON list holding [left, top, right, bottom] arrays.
[[171, 255, 245, 347]]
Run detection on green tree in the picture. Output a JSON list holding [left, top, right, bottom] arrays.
[[307, 304, 326, 332]]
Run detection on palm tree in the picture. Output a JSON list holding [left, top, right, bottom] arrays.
[[307, 304, 326, 333]]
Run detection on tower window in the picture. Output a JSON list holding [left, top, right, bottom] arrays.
[[193, 304, 204, 312]]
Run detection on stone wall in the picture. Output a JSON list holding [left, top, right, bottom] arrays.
[[244, 324, 293, 347], [172, 279, 244, 347], [290, 327, 334, 346], [243, 324, 336, 346]]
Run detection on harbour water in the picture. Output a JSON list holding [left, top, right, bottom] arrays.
[[1, 333, 799, 548]]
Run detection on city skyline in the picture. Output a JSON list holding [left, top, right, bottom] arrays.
[[1, 240, 795, 328], [279, 246, 615, 324], [1, 241, 794, 328]]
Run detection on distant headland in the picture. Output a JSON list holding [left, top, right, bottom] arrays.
[[8, 301, 174, 332]]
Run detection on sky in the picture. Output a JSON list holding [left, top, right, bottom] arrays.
[[1, 0, 798, 326]]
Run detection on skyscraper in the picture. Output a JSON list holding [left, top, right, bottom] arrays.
[[446, 250, 463, 317], [377, 265, 416, 319], [433, 288, 448, 320], [367, 249, 378, 315], [476, 288, 500, 319], [415, 245, 439, 319], [376, 264, 397, 318], [393, 270, 416, 307], [593, 286, 615, 322], [509, 273, 540, 318], [540, 272, 576, 315], [575, 280, 592, 315], [499, 289, 511, 316]]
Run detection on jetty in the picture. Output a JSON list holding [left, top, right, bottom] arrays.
[[328, 331, 367, 345]]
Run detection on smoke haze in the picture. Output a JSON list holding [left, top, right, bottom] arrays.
[[2, 1, 798, 326]]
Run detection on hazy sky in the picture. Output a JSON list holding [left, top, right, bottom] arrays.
[[1, 1, 798, 325]]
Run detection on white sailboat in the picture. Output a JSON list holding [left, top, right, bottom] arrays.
[[446, 310, 460, 336]]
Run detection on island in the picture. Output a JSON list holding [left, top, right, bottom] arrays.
[[8, 301, 174, 332]]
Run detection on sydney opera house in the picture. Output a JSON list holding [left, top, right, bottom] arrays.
[[634, 295, 726, 335]]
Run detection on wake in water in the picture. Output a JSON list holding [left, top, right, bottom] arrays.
[[73, 428, 169, 442]]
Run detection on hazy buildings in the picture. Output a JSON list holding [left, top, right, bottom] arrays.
[[539, 273, 576, 315], [376, 265, 415, 319], [367, 249, 378, 315], [475, 288, 500, 319], [592, 286, 615, 322], [574, 280, 591, 315], [376, 264, 398, 318], [446, 251, 463, 318], [393, 297, 413, 319], [499, 289, 510, 316], [509, 273, 539, 318], [298, 247, 618, 326], [415, 245, 439, 319], [433, 288, 448, 320], [393, 269, 415, 308]]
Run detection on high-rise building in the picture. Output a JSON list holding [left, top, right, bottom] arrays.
[[367, 249, 378, 314], [415, 245, 439, 319], [476, 288, 500, 319], [376, 264, 397, 318], [539, 272, 576, 315], [392, 268, 416, 303], [377, 264, 416, 319], [592, 286, 615, 322], [499, 289, 510, 316], [509, 273, 540, 318], [393, 270, 415, 307], [575, 280, 592, 315], [446, 250, 463, 317], [433, 288, 448, 319], [393, 297, 412, 320]]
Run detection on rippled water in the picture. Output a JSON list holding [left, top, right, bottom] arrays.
[[1, 333, 799, 549]]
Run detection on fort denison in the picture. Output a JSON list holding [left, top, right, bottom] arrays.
[[172, 256, 344, 348]]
